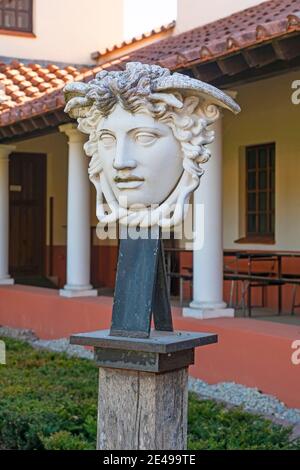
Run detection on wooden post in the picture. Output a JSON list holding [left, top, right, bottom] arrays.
[[71, 329, 218, 451], [97, 367, 188, 450]]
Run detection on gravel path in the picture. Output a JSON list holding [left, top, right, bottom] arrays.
[[1, 326, 300, 427], [0, 326, 93, 360], [188, 377, 300, 425]]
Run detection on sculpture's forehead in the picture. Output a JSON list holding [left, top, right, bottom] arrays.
[[98, 104, 166, 133]]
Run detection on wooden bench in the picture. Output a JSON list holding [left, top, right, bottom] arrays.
[[281, 275, 300, 315], [224, 273, 285, 317]]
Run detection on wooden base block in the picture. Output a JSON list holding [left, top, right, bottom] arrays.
[[97, 367, 188, 450], [71, 329, 218, 450]]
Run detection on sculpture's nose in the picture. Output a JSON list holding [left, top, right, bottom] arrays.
[[113, 138, 137, 171]]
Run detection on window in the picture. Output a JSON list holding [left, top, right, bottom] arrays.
[[245, 143, 275, 241], [0, 0, 33, 33]]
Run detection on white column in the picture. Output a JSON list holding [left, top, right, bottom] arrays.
[[59, 124, 97, 298], [0, 145, 15, 285], [183, 117, 234, 319]]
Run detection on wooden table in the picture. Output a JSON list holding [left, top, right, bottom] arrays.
[[164, 248, 300, 314], [233, 251, 300, 315]]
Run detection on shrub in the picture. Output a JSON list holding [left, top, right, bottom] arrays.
[[40, 431, 93, 450], [0, 338, 98, 450], [188, 393, 300, 450], [0, 337, 299, 450]]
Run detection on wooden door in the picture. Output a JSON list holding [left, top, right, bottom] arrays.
[[9, 153, 46, 277]]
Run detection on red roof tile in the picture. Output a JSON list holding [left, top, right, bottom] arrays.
[[5, 84, 19, 94], [55, 70, 68, 78], [25, 70, 38, 79], [48, 64, 60, 72], [25, 86, 40, 96], [19, 80, 33, 90], [29, 63, 42, 71], [11, 90, 25, 100], [0, 0, 299, 128], [6, 69, 20, 78], [12, 74, 26, 84], [31, 76, 44, 86], [50, 78, 65, 87], [38, 82, 53, 92]]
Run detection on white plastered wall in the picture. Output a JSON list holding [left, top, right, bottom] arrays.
[[223, 70, 300, 251], [0, 0, 124, 64]]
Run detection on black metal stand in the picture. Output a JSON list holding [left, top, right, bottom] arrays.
[[110, 231, 173, 338]]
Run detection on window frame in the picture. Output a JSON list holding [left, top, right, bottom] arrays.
[[0, 0, 33, 34], [244, 142, 275, 243]]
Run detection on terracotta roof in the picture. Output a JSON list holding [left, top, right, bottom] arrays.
[[1, 0, 300, 128], [0, 59, 89, 114], [120, 0, 300, 69], [91, 21, 176, 61]]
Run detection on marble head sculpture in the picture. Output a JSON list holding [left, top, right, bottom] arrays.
[[64, 62, 240, 228]]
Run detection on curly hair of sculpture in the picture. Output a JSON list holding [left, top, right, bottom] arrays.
[[64, 62, 240, 228]]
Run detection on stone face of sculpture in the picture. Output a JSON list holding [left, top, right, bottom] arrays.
[[64, 62, 240, 228], [98, 104, 183, 209]]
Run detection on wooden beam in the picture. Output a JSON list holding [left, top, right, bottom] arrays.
[[272, 35, 300, 61], [210, 56, 300, 89], [0, 111, 72, 144], [0, 127, 14, 139], [28, 118, 41, 130], [10, 123, 25, 136], [19, 120, 35, 133], [192, 62, 223, 82], [217, 54, 249, 76], [41, 114, 57, 127], [242, 44, 277, 68]]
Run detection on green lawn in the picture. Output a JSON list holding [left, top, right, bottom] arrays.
[[0, 337, 299, 450]]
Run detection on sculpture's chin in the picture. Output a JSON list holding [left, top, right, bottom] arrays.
[[118, 199, 154, 211], [117, 190, 176, 210], [128, 203, 152, 211]]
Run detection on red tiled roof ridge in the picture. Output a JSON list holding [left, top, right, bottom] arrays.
[[1, 0, 300, 128], [94, 20, 176, 58], [173, 0, 296, 38], [115, 0, 300, 70]]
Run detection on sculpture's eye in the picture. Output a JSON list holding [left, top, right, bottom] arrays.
[[135, 132, 158, 146], [99, 133, 116, 147]]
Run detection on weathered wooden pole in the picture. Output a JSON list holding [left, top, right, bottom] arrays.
[[98, 367, 188, 450]]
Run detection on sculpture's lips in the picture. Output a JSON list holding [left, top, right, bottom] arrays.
[[114, 176, 145, 183], [114, 175, 145, 190]]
